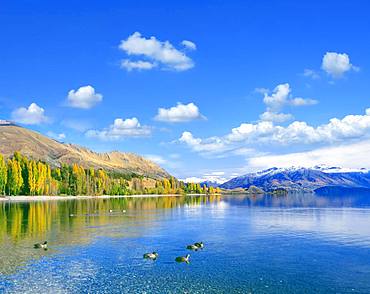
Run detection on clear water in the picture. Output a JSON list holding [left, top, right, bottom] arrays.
[[0, 193, 370, 293]]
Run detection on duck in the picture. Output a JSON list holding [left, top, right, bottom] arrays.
[[34, 241, 48, 250], [194, 242, 204, 249], [186, 244, 199, 251], [109, 209, 113, 213], [143, 252, 158, 260], [175, 254, 190, 264]]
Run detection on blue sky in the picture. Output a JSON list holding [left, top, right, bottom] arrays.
[[1, 0, 370, 182]]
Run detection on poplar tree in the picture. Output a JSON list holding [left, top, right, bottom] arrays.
[[0, 154, 7, 195], [6, 159, 23, 195]]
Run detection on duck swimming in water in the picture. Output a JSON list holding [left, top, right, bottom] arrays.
[[187, 242, 204, 250], [175, 254, 190, 264], [186, 244, 199, 251], [143, 252, 158, 260], [34, 241, 48, 250], [194, 242, 204, 249]]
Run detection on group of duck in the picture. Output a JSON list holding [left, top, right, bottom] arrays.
[[33, 241, 204, 265], [69, 209, 127, 217], [34, 209, 204, 264], [144, 241, 204, 264]]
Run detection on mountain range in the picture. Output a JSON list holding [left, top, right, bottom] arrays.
[[2, 121, 370, 193], [220, 166, 370, 193], [0, 121, 169, 179]]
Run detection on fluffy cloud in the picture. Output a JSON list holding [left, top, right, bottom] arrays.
[[85, 117, 151, 140], [263, 83, 291, 111], [179, 108, 370, 156], [11, 103, 48, 125], [247, 139, 370, 171], [260, 83, 317, 122], [179, 131, 228, 154], [229, 108, 370, 144], [119, 32, 194, 71], [155, 102, 205, 122], [263, 83, 317, 111], [181, 40, 197, 50], [321, 52, 358, 78], [121, 59, 157, 71], [67, 85, 103, 109]]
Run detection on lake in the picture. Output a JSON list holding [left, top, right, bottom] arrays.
[[0, 193, 370, 293]]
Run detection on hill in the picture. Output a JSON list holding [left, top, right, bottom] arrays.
[[0, 122, 170, 179], [220, 166, 370, 192]]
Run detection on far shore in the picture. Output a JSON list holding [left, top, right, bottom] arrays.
[[0, 193, 221, 202]]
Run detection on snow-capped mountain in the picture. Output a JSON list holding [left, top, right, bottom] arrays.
[[220, 166, 370, 192]]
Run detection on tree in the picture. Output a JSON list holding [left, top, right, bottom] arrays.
[[0, 151, 197, 197], [0, 154, 7, 195], [6, 159, 23, 195], [36, 161, 46, 195], [28, 160, 37, 196]]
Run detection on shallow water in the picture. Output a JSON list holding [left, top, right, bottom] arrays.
[[0, 193, 370, 293]]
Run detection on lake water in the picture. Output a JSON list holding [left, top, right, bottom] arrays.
[[0, 193, 370, 293]]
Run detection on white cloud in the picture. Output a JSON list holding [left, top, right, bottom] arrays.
[[263, 83, 291, 111], [119, 32, 194, 71], [86, 117, 151, 140], [120, 59, 157, 71], [247, 139, 370, 171], [260, 83, 317, 122], [47, 131, 66, 141], [179, 131, 228, 154], [179, 108, 370, 156], [11, 103, 48, 125], [155, 102, 205, 122], [67, 85, 103, 109], [259, 111, 293, 123], [321, 52, 357, 78], [263, 83, 317, 111], [181, 40, 197, 50], [303, 69, 320, 80], [228, 108, 370, 144]]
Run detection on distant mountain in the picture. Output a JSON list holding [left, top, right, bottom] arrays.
[[0, 122, 170, 179], [199, 181, 220, 188], [220, 166, 370, 192]]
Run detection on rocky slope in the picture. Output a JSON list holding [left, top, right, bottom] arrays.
[[0, 122, 170, 179]]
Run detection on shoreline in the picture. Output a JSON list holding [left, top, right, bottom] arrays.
[[0, 193, 219, 202]]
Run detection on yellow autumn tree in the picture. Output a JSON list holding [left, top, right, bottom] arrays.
[[0, 154, 7, 195], [6, 159, 23, 195]]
